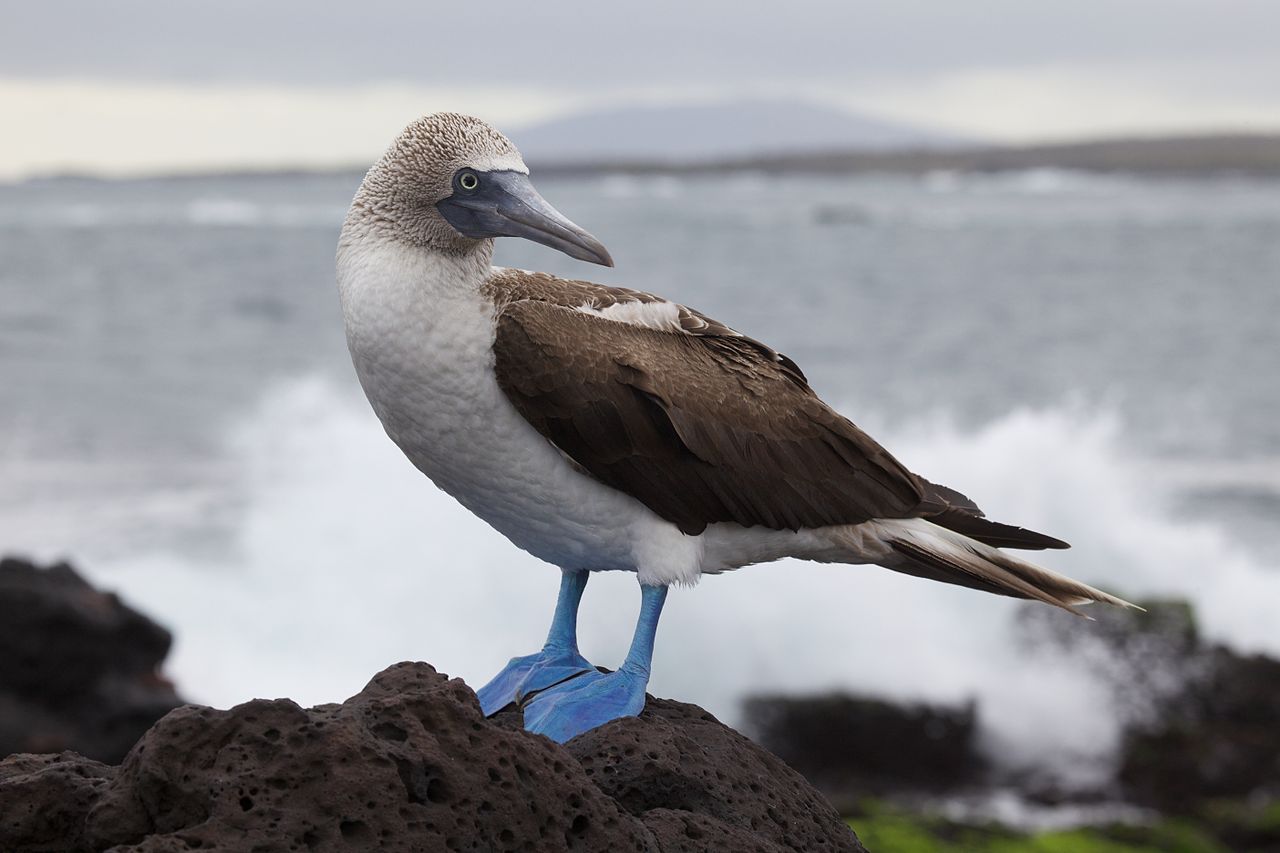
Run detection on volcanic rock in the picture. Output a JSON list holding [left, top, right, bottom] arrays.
[[1020, 598, 1280, 811], [743, 692, 983, 810], [0, 556, 183, 763], [1117, 647, 1280, 812], [0, 662, 866, 852]]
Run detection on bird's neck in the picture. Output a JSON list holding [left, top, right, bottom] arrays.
[[337, 224, 498, 402], [337, 221, 498, 412], [339, 203, 495, 300]]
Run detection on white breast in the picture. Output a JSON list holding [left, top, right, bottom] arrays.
[[337, 236, 711, 583]]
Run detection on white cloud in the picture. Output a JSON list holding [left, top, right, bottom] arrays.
[[0, 78, 574, 180], [3, 61, 1280, 179], [833, 65, 1280, 142]]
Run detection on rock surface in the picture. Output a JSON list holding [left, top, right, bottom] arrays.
[[0, 662, 866, 853], [0, 557, 184, 764], [1118, 647, 1280, 812], [742, 597, 1280, 842], [1020, 598, 1280, 811], [743, 693, 983, 810]]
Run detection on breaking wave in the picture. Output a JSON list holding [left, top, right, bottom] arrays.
[[0, 198, 347, 229], [921, 168, 1136, 196]]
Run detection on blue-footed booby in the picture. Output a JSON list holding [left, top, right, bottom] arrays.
[[337, 113, 1133, 744]]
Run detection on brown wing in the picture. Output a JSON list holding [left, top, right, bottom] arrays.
[[492, 298, 931, 535], [487, 270, 1067, 548], [484, 267, 808, 383]]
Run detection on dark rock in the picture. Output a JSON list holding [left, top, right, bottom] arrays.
[[742, 692, 983, 808], [1020, 598, 1280, 812], [571, 697, 858, 852], [1015, 596, 1203, 725], [0, 557, 184, 763], [741, 597, 1280, 821], [0, 752, 115, 852], [0, 662, 866, 853], [1118, 648, 1280, 812]]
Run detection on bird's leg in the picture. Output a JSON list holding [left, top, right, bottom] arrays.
[[522, 581, 668, 744], [475, 570, 596, 716]]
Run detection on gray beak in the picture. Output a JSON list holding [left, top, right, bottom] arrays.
[[436, 170, 613, 267]]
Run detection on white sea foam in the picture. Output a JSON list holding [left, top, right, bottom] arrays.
[[921, 168, 1134, 196], [70, 376, 1279, 788], [0, 199, 345, 229], [596, 174, 685, 199], [184, 198, 347, 227], [185, 198, 267, 226]]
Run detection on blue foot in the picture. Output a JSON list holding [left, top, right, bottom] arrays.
[[521, 665, 649, 743], [477, 570, 596, 716], [476, 647, 596, 716], [521, 582, 668, 744]]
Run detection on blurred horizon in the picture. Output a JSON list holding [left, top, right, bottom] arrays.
[[5, 0, 1280, 179]]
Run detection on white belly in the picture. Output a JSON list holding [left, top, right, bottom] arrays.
[[337, 242, 701, 581]]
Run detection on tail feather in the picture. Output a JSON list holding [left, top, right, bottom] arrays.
[[917, 477, 1070, 551], [863, 518, 1137, 617], [927, 507, 1070, 551]]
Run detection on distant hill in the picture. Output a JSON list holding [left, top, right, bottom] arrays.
[[512, 99, 965, 165], [30, 132, 1280, 185], [533, 133, 1280, 177]]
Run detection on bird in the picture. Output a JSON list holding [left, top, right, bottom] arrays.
[[336, 113, 1134, 744]]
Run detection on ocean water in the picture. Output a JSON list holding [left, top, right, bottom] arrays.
[[2, 168, 1278, 786]]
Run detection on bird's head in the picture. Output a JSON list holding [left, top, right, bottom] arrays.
[[355, 112, 612, 266]]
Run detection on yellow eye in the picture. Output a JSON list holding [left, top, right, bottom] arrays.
[[459, 171, 479, 191]]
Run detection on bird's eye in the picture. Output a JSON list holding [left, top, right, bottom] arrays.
[[458, 171, 480, 192]]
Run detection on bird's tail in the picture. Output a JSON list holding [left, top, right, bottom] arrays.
[[831, 518, 1138, 617]]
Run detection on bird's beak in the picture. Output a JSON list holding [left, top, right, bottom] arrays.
[[436, 170, 614, 267]]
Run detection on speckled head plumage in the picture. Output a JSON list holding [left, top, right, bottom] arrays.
[[375, 113, 528, 191], [350, 113, 528, 254], [347, 113, 612, 266]]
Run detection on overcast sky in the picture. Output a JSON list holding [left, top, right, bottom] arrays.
[[4, 0, 1280, 177]]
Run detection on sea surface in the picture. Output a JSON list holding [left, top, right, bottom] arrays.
[[2, 168, 1278, 787]]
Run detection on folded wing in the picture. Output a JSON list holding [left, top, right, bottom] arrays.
[[488, 272, 1065, 549]]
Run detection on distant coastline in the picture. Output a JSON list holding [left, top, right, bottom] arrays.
[[534, 132, 1280, 178], [15, 133, 1280, 184]]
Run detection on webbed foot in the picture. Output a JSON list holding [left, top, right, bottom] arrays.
[[520, 665, 649, 743], [476, 647, 597, 716]]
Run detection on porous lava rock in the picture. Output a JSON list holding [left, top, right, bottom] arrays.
[[0, 662, 866, 853], [1020, 598, 1280, 811], [0, 556, 184, 763], [742, 692, 983, 809], [569, 697, 862, 852], [1117, 648, 1280, 812]]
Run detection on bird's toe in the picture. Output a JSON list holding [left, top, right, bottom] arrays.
[[521, 667, 649, 743], [476, 648, 596, 716]]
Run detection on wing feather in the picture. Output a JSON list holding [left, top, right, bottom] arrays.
[[493, 298, 923, 535], [485, 269, 1067, 549]]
